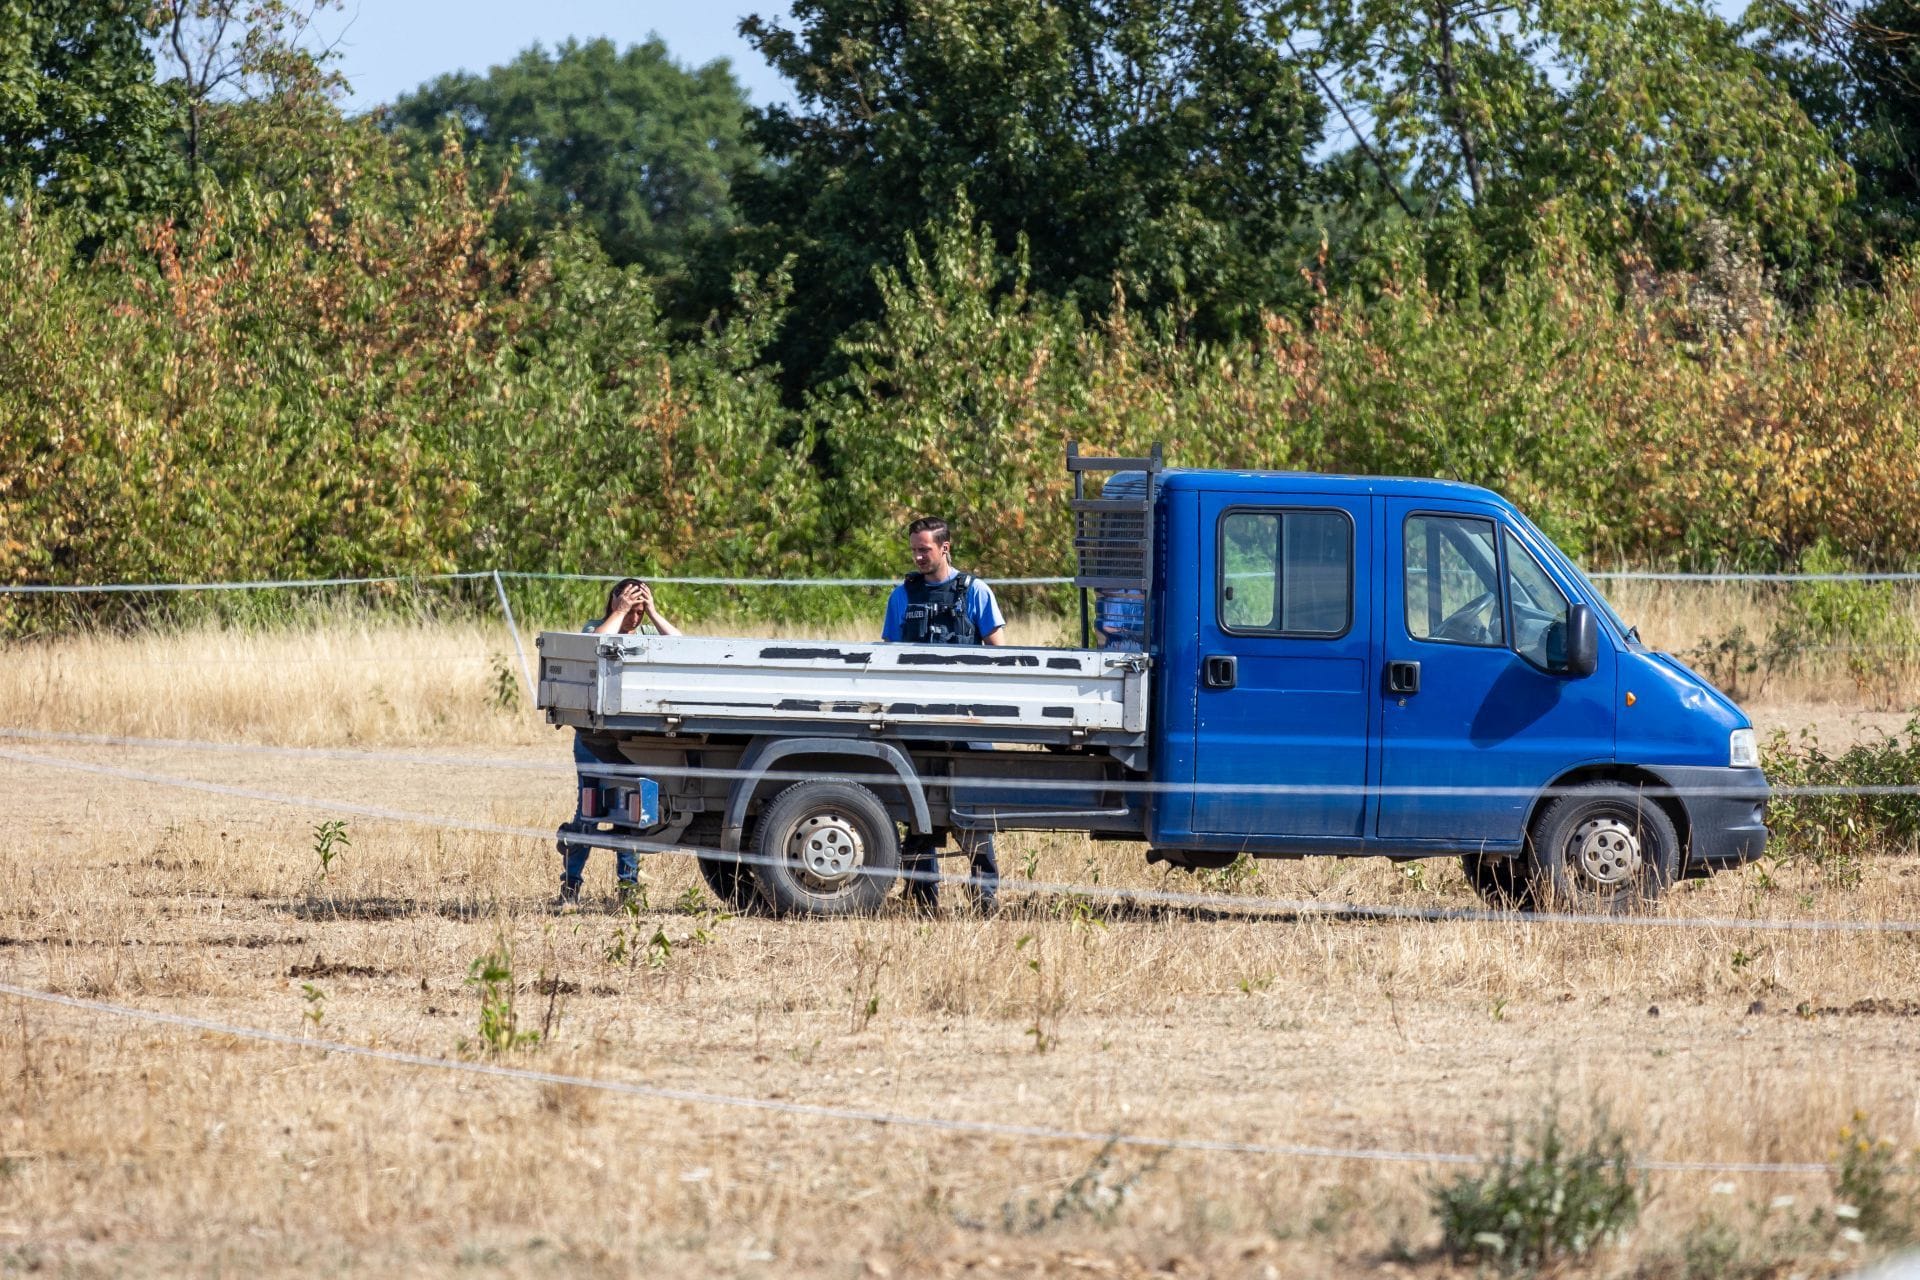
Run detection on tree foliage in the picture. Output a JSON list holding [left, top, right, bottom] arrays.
[[387, 37, 754, 279], [1274, 0, 1852, 282], [1755, 0, 1920, 275], [0, 0, 177, 238], [734, 0, 1328, 384]]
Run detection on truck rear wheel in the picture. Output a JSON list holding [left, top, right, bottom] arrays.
[[749, 780, 899, 917], [1525, 781, 1679, 914]]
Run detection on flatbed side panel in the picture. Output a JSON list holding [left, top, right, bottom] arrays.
[[564, 634, 1148, 737]]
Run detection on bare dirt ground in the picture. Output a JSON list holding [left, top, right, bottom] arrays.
[[1, 624, 1917, 1276]]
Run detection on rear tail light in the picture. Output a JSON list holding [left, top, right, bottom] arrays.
[[579, 786, 601, 819], [627, 790, 646, 825]]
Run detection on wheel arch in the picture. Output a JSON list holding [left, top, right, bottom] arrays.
[[721, 736, 932, 852], [1524, 763, 1691, 857]]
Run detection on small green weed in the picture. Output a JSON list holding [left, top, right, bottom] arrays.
[[490, 653, 520, 711], [848, 936, 889, 1032], [311, 819, 350, 880], [644, 926, 673, 970], [1199, 852, 1259, 893], [300, 982, 326, 1031], [1015, 934, 1060, 1053], [1431, 1101, 1640, 1270], [463, 942, 540, 1054]]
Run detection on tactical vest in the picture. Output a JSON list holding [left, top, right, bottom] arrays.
[[899, 572, 978, 645]]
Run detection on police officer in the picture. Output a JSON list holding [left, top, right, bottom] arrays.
[[881, 516, 1005, 912]]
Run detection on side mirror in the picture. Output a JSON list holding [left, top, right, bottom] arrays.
[[1565, 603, 1599, 677]]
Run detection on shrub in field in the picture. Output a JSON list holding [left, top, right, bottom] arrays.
[[1762, 720, 1920, 881], [1431, 1103, 1640, 1270], [1763, 540, 1920, 704], [1833, 1113, 1913, 1245], [999, 1139, 1161, 1232]]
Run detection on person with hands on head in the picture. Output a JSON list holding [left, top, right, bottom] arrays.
[[590, 578, 680, 638], [880, 517, 1006, 914], [557, 577, 682, 908]]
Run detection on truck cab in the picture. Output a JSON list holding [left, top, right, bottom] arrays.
[[1144, 470, 1767, 903]]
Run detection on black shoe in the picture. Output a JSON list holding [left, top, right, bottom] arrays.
[[554, 879, 582, 909]]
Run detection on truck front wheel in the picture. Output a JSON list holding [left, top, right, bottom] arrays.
[[750, 780, 900, 917], [1525, 781, 1680, 914]]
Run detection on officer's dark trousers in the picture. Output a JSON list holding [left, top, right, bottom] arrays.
[[902, 829, 998, 909]]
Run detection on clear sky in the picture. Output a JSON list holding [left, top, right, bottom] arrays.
[[324, 1, 797, 113]]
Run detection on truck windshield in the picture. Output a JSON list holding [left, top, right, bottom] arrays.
[[1512, 512, 1637, 644]]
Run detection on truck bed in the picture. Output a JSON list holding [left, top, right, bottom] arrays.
[[537, 631, 1150, 748]]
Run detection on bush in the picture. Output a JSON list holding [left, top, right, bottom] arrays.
[[1431, 1103, 1641, 1270], [1763, 720, 1920, 881]]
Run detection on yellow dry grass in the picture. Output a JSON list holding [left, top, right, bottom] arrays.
[[1, 610, 1917, 1277]]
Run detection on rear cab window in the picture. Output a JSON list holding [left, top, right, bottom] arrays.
[[1218, 508, 1352, 636]]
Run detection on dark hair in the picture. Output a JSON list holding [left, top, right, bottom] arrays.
[[907, 516, 952, 545], [604, 577, 646, 618]]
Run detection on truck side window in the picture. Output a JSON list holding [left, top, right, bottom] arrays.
[[1503, 529, 1573, 670], [1219, 508, 1351, 636], [1404, 515, 1506, 647]]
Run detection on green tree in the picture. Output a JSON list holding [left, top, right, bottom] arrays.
[[1274, 0, 1851, 283], [386, 37, 754, 278], [0, 0, 178, 239], [150, 0, 355, 192], [1753, 0, 1920, 276], [734, 0, 1327, 388]]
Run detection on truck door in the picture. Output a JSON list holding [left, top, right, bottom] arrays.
[[1377, 502, 1615, 843], [1190, 494, 1372, 839]]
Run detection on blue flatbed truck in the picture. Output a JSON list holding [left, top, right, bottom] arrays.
[[536, 446, 1768, 916]]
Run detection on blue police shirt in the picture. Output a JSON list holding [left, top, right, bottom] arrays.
[[880, 574, 1006, 643]]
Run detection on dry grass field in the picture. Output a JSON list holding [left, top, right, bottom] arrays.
[[2, 597, 1917, 1277]]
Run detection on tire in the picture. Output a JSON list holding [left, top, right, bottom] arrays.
[[1462, 852, 1531, 909], [696, 852, 768, 915], [1525, 781, 1680, 914], [749, 780, 900, 917], [675, 815, 767, 915]]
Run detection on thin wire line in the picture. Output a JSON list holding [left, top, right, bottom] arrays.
[[11, 568, 1920, 594], [3, 745, 1915, 935], [0, 725, 1902, 802], [0, 981, 1837, 1176], [0, 572, 497, 594]]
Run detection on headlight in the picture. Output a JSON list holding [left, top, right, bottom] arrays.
[[1729, 728, 1758, 768]]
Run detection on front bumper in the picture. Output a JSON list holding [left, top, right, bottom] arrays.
[[1649, 765, 1769, 872]]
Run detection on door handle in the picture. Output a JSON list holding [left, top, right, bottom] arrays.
[[1387, 660, 1421, 695], [1203, 654, 1238, 689]]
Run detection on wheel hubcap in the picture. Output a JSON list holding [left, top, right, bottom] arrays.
[[1570, 816, 1641, 887], [787, 812, 865, 888]]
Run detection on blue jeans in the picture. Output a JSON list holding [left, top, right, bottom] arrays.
[[559, 733, 639, 886]]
